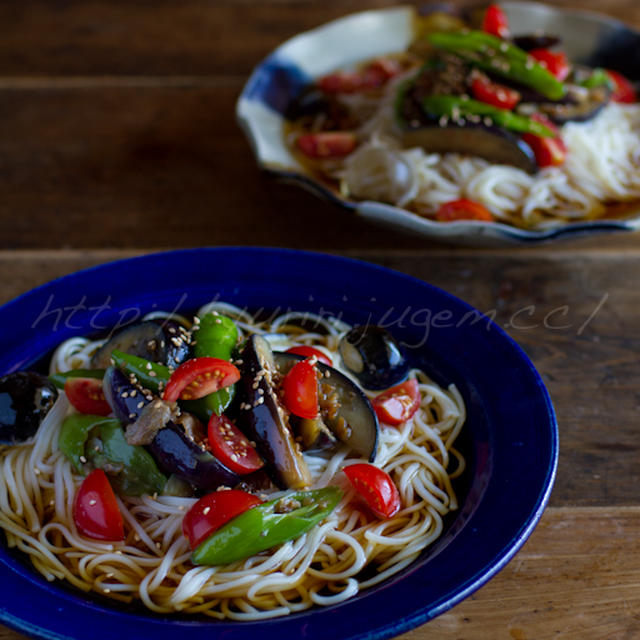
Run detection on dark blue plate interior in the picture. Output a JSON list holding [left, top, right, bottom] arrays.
[[0, 248, 557, 640]]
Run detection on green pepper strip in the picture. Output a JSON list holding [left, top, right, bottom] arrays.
[[427, 31, 566, 101], [422, 95, 556, 137], [193, 313, 238, 361], [581, 68, 614, 90], [49, 368, 105, 389], [58, 414, 166, 496], [192, 487, 342, 566], [110, 350, 234, 420]]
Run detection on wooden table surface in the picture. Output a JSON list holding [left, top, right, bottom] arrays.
[[1, 1, 640, 639]]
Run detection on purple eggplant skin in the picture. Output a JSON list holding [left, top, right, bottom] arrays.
[[102, 366, 153, 425], [102, 366, 242, 492], [274, 353, 379, 463], [0, 372, 58, 444], [149, 422, 241, 492], [236, 335, 312, 490], [91, 321, 190, 370]]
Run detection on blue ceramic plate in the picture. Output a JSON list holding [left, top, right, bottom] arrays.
[[237, 2, 640, 246], [0, 248, 557, 639]]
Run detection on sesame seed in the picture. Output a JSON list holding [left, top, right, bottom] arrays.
[[104, 588, 111, 593], [137, 401, 144, 409], [80, 455, 87, 463], [149, 371, 157, 377], [129, 412, 136, 419], [203, 506, 211, 515], [89, 499, 97, 506], [146, 362, 152, 370], [121, 391, 129, 398], [130, 390, 137, 397]]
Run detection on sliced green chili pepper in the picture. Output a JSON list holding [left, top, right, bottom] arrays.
[[421, 95, 555, 137], [110, 350, 234, 420], [192, 487, 342, 565], [427, 31, 566, 101], [59, 414, 113, 472], [49, 368, 105, 389], [581, 67, 614, 90], [58, 414, 166, 496], [85, 420, 167, 496], [193, 313, 238, 361]]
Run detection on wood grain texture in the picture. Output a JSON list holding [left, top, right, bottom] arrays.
[[0, 1, 636, 77], [2, 507, 639, 639]]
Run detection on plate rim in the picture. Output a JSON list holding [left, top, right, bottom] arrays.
[[236, 2, 640, 245], [0, 247, 558, 639]]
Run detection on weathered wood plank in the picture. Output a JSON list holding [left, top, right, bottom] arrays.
[[0, 86, 420, 250], [0, 249, 638, 506], [0, 1, 637, 76], [2, 506, 639, 639], [1, 86, 639, 251]]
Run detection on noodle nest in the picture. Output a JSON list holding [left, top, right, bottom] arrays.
[[0, 305, 466, 620]]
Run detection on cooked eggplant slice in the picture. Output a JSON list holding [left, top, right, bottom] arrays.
[[0, 372, 58, 444], [102, 367, 241, 492], [533, 83, 610, 125], [339, 325, 409, 391], [512, 34, 561, 51], [149, 421, 241, 492], [92, 321, 190, 369], [401, 121, 537, 172], [236, 335, 311, 490], [274, 352, 379, 463], [296, 416, 338, 452]]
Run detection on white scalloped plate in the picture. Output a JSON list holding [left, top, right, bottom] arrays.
[[236, 2, 640, 246]]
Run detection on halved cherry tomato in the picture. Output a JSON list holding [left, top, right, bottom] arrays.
[[296, 132, 357, 159], [436, 199, 493, 222], [529, 49, 570, 82], [522, 113, 567, 168], [318, 58, 401, 94], [73, 468, 125, 541], [65, 377, 111, 416], [182, 489, 262, 549], [344, 463, 401, 519], [163, 357, 240, 402], [372, 378, 421, 426], [286, 345, 333, 366], [282, 360, 318, 419], [482, 4, 509, 39], [207, 414, 264, 475], [471, 71, 521, 110], [606, 70, 636, 103]]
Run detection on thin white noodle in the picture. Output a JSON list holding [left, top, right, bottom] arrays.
[[0, 306, 466, 619]]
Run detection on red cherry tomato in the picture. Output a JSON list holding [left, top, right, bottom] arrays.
[[65, 377, 112, 416], [372, 379, 421, 426], [182, 490, 263, 549], [318, 58, 401, 94], [529, 49, 570, 82], [163, 357, 240, 402], [482, 4, 509, 39], [207, 414, 264, 475], [436, 199, 493, 222], [471, 72, 521, 110], [73, 469, 124, 541], [522, 113, 567, 168], [343, 463, 401, 519], [285, 345, 333, 366], [606, 70, 636, 103], [296, 132, 357, 159], [282, 360, 318, 419]]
